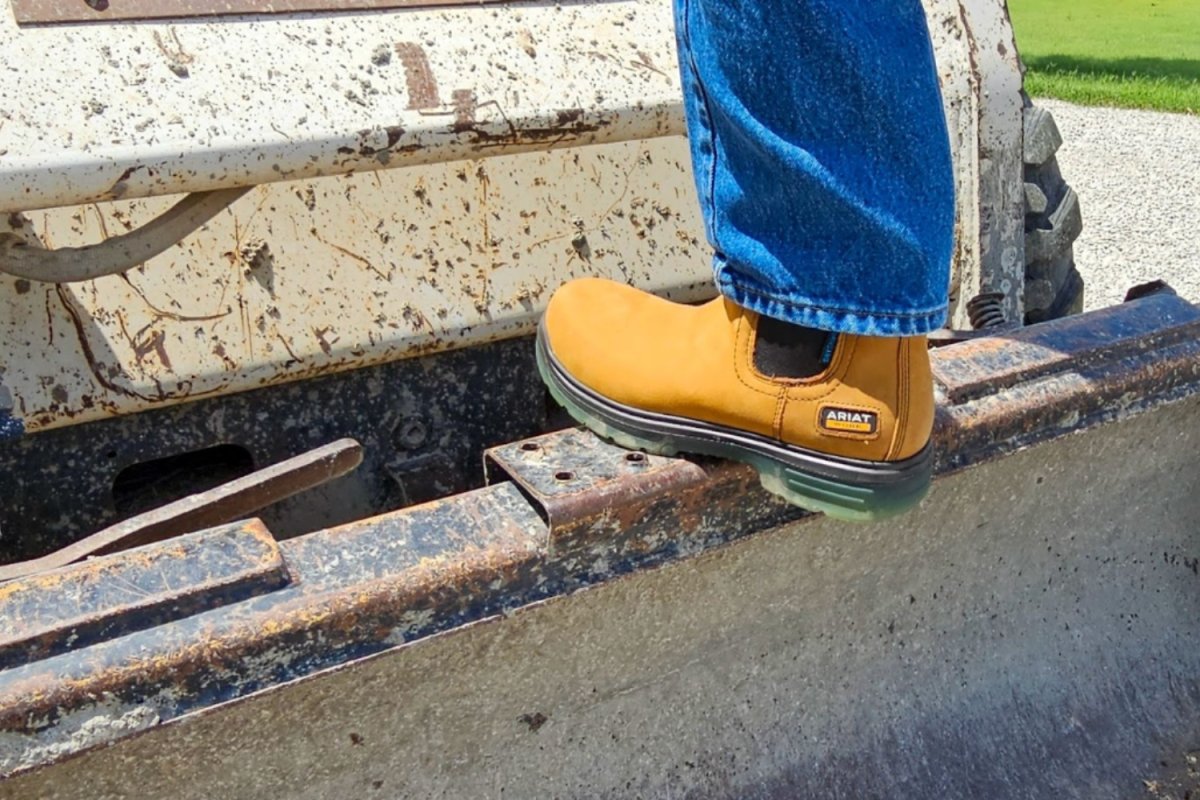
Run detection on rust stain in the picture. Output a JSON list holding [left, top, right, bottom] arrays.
[[451, 89, 477, 133], [130, 328, 173, 372], [352, 126, 406, 158], [45, 287, 236, 421], [630, 50, 667, 78], [275, 333, 302, 366], [105, 165, 145, 198], [120, 274, 231, 324], [55, 286, 158, 404], [395, 42, 441, 110], [152, 28, 194, 65], [312, 231, 388, 281]]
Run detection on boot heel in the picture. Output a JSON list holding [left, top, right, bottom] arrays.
[[757, 461, 931, 522]]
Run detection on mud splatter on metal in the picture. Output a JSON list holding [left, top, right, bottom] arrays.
[[14, 0, 523, 23], [0, 138, 712, 436], [0, 2, 683, 211]]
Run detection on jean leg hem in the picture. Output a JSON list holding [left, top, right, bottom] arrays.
[[717, 272, 947, 337]]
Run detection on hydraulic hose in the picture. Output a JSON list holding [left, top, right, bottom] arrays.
[[0, 187, 251, 283]]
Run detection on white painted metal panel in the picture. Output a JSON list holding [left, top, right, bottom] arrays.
[[1, 139, 715, 432]]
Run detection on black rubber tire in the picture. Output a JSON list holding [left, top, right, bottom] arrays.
[[1023, 96, 1085, 324]]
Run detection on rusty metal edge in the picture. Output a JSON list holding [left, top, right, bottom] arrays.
[[0, 439, 362, 582], [0, 520, 290, 670], [0, 483, 545, 747], [932, 290, 1200, 405], [12, 0, 516, 25], [933, 292, 1200, 471]]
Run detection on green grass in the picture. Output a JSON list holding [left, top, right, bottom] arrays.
[[1008, 0, 1200, 114]]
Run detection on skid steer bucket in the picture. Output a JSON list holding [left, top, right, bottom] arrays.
[[0, 287, 1196, 798]]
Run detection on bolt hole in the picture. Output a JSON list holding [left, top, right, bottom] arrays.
[[554, 470, 575, 482], [625, 452, 646, 463], [520, 442, 540, 452]]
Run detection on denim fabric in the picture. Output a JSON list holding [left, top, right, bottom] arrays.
[[673, 0, 955, 336]]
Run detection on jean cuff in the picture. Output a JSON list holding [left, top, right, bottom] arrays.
[[716, 270, 947, 337]]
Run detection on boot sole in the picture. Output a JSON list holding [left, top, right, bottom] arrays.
[[536, 323, 932, 522]]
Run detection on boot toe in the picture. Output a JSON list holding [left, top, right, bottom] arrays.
[[542, 278, 657, 393]]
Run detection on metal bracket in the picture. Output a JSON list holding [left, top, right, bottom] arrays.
[[485, 428, 803, 564]]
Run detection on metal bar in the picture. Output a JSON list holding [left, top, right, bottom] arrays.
[[932, 289, 1200, 403], [0, 480, 548, 778], [0, 520, 288, 670], [12, 0, 518, 24], [0, 438, 362, 582]]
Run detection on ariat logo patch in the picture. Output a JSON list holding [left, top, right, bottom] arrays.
[[819, 407, 879, 435]]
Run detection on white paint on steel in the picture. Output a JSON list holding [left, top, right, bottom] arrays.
[[0, 1, 683, 213], [924, 0, 983, 328], [0, 140, 715, 432], [923, 0, 1025, 328], [958, 0, 1026, 324]]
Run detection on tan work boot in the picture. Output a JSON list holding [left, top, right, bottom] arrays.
[[536, 278, 935, 521]]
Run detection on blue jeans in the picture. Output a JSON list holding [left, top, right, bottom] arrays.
[[673, 0, 955, 336]]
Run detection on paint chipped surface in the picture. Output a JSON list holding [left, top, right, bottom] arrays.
[[0, 697, 160, 776]]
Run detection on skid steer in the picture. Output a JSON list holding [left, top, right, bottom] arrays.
[[1, 0, 1196, 797]]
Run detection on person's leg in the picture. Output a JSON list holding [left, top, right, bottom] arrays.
[[536, 0, 955, 520], [675, 0, 954, 335]]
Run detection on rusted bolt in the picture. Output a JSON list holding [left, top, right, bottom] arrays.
[[625, 452, 646, 464], [554, 470, 575, 482], [394, 419, 428, 450], [520, 442, 540, 452]]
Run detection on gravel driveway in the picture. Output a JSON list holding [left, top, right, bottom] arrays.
[[1041, 99, 1200, 311]]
